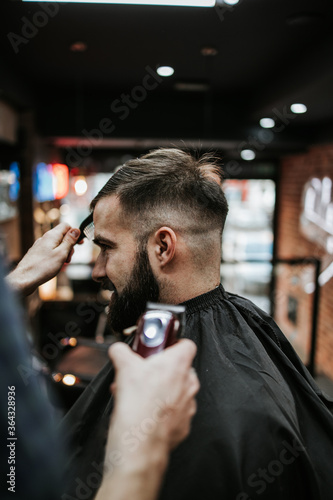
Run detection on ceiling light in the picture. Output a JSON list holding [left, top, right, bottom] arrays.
[[23, 0, 215, 6], [260, 118, 275, 129], [290, 103, 307, 114], [156, 66, 174, 77], [240, 149, 256, 161]]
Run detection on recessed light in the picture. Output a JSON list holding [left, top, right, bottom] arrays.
[[156, 66, 174, 77], [240, 149, 256, 161], [290, 103, 307, 114], [260, 118, 275, 129]]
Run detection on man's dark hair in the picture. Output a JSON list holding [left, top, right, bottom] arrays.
[[91, 148, 229, 247]]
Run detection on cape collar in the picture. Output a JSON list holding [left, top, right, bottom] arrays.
[[180, 283, 227, 315]]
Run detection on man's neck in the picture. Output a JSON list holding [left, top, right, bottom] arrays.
[[158, 276, 220, 305]]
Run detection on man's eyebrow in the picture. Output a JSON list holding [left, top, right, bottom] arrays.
[[93, 235, 116, 247]]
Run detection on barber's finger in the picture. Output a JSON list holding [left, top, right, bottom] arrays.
[[188, 369, 200, 396], [108, 342, 141, 371], [59, 228, 81, 256], [46, 222, 72, 245], [65, 248, 75, 264], [163, 339, 197, 368], [188, 398, 197, 418]]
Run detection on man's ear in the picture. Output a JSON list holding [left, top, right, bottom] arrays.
[[149, 227, 177, 267]]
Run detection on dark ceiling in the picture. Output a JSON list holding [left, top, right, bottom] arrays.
[[1, 0, 333, 163]]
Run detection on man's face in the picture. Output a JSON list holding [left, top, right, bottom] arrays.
[[92, 195, 159, 332]]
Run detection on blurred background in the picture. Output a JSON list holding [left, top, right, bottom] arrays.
[[1, 0, 333, 411]]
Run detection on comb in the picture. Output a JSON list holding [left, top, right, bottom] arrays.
[[77, 213, 94, 243]]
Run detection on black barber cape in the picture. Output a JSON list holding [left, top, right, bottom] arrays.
[[59, 285, 333, 500]]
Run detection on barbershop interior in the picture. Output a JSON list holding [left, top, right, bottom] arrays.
[[1, 0, 333, 414]]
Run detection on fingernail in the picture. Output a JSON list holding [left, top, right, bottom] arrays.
[[70, 229, 80, 238]]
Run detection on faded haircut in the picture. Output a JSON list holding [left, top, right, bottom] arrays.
[[90, 148, 229, 245]]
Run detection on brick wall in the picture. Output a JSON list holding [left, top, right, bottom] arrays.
[[276, 144, 333, 380]]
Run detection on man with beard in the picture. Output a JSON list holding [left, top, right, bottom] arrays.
[[7, 147, 333, 500], [89, 149, 226, 336], [59, 147, 333, 500]]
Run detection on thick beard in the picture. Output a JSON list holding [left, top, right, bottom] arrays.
[[107, 245, 160, 333]]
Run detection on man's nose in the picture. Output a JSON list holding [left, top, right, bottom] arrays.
[[92, 253, 106, 282]]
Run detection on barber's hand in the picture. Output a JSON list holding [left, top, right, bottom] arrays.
[[6, 223, 81, 296], [95, 341, 199, 500], [108, 340, 199, 453]]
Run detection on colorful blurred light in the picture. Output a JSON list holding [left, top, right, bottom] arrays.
[[52, 373, 63, 383], [74, 176, 88, 196], [52, 163, 69, 199], [62, 374, 77, 386], [34, 163, 69, 202]]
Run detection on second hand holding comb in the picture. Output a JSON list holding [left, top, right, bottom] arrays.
[[77, 213, 95, 243]]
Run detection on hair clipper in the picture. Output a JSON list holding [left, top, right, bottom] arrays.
[[132, 302, 186, 358]]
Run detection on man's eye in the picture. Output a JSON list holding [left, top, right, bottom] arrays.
[[100, 244, 114, 252], [93, 239, 114, 251]]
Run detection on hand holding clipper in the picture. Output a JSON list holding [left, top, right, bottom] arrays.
[[132, 303, 186, 358]]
